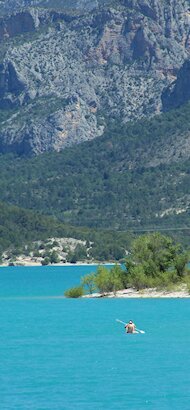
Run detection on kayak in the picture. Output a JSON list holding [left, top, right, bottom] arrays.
[[116, 319, 145, 334], [126, 331, 139, 334]]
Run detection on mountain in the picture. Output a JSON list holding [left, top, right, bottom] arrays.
[[0, 0, 190, 154], [0, 102, 190, 235], [0, 0, 110, 14], [162, 60, 190, 111]]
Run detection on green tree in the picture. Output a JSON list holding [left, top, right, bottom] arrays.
[[67, 251, 78, 263], [129, 233, 179, 277], [127, 265, 151, 290], [49, 250, 60, 264], [81, 273, 96, 294], [94, 266, 113, 294], [109, 265, 123, 295], [125, 233, 188, 289], [74, 244, 87, 260], [174, 253, 189, 277], [41, 256, 50, 265], [67, 244, 87, 263]]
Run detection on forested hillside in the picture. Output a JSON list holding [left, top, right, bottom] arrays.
[[0, 103, 190, 236], [0, 201, 76, 252], [0, 0, 115, 14], [0, 201, 134, 261], [0, 0, 190, 253]]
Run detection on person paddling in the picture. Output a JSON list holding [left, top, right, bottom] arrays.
[[125, 320, 136, 334], [116, 319, 145, 333]]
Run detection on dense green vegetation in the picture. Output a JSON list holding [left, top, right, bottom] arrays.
[[125, 233, 189, 290], [0, 103, 190, 261], [0, 102, 190, 243], [0, 201, 79, 254], [64, 233, 190, 297], [64, 286, 84, 298], [0, 0, 123, 16], [0, 201, 133, 261]]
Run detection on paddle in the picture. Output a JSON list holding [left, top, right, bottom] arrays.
[[135, 327, 145, 334], [116, 319, 126, 325], [116, 319, 145, 334]]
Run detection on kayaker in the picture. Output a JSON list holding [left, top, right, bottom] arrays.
[[125, 320, 136, 333]]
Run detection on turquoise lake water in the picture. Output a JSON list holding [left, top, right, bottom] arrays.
[[0, 265, 190, 409]]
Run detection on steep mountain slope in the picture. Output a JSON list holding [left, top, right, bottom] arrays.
[[162, 60, 190, 111], [0, 102, 190, 230], [0, 0, 190, 154], [0, 0, 110, 14]]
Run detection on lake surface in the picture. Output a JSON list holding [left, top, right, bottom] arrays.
[[0, 265, 190, 409]]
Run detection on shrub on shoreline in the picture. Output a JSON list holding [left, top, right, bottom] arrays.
[[64, 286, 84, 298]]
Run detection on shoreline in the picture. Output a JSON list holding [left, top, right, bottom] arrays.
[[0, 261, 115, 267], [82, 286, 190, 298], [1, 261, 189, 298]]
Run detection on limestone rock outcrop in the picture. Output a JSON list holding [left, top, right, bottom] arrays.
[[0, 0, 190, 155]]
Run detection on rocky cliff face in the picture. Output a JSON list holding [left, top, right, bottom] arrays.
[[0, 0, 190, 155], [162, 60, 190, 111], [0, 11, 37, 38]]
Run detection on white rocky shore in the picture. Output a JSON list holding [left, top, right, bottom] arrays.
[[0, 259, 103, 267], [83, 286, 190, 298], [0, 237, 89, 267]]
